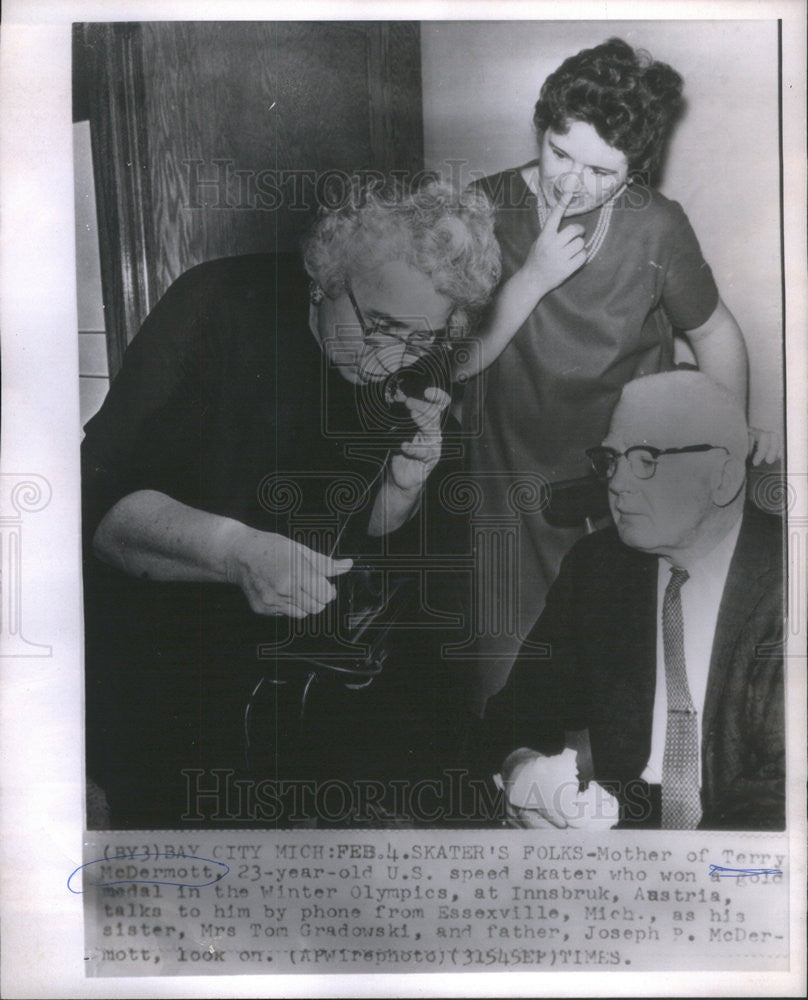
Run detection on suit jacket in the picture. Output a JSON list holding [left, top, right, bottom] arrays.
[[484, 503, 785, 830]]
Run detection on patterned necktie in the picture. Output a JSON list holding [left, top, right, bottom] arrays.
[[661, 566, 701, 829]]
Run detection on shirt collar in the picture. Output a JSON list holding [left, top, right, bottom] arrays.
[[660, 514, 743, 587]]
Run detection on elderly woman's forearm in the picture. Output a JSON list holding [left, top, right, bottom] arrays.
[[367, 478, 422, 536], [92, 490, 243, 583]]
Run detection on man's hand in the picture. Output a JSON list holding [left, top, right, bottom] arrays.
[[524, 187, 586, 294], [497, 746, 620, 830], [504, 798, 569, 829], [223, 526, 352, 618], [497, 747, 571, 829], [387, 386, 450, 495]]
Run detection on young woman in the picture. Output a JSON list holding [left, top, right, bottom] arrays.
[[456, 38, 778, 707]]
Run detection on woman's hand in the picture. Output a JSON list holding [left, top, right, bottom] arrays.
[[451, 189, 586, 382], [93, 490, 351, 619], [388, 386, 451, 495], [748, 426, 782, 466], [222, 524, 353, 618], [524, 187, 586, 295], [367, 386, 450, 536]]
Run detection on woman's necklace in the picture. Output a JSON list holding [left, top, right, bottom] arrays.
[[534, 176, 616, 265]]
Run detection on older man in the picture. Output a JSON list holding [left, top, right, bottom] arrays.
[[484, 371, 784, 831]]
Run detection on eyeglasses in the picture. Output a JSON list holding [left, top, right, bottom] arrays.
[[346, 286, 445, 351], [586, 444, 729, 482]]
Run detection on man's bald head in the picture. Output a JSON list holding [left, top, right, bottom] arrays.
[[602, 372, 748, 565], [612, 372, 749, 461]]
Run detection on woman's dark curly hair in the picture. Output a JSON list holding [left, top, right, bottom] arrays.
[[533, 38, 684, 177]]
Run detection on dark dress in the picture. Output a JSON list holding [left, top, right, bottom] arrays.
[[82, 253, 469, 828]]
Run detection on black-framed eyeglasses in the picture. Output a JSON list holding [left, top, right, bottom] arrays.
[[586, 444, 729, 482], [346, 286, 446, 351]]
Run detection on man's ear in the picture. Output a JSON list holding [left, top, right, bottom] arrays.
[[711, 454, 746, 507]]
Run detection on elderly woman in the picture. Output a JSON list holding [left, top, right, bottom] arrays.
[[455, 38, 777, 709], [82, 178, 500, 828]]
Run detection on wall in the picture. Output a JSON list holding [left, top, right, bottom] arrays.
[[139, 21, 423, 305], [421, 20, 783, 434]]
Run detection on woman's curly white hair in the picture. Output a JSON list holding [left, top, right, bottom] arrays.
[[302, 177, 501, 316]]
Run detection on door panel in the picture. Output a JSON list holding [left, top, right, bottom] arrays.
[[77, 21, 424, 375]]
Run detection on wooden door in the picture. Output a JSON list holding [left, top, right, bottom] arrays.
[[75, 21, 424, 377]]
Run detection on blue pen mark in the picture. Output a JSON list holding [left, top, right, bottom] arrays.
[[67, 853, 229, 894], [709, 864, 782, 878]]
